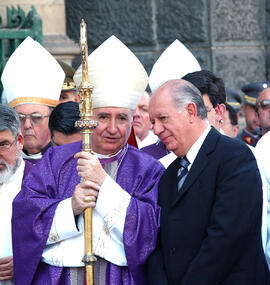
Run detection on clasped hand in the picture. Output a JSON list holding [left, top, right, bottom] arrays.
[[72, 151, 107, 216]]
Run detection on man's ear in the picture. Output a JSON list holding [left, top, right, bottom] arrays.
[[233, 125, 239, 138], [17, 133, 24, 150], [214, 103, 226, 122], [186, 102, 197, 122]]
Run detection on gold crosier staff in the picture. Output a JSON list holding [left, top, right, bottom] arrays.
[[75, 19, 98, 285]]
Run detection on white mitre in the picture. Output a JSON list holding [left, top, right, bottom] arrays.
[[149, 39, 201, 92], [73, 35, 148, 110], [1, 36, 65, 108]]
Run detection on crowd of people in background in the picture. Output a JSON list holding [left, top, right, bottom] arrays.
[[0, 35, 270, 284]]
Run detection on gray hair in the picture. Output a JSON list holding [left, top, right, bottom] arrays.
[[168, 79, 207, 120], [0, 104, 21, 137]]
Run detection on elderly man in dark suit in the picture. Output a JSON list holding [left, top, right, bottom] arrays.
[[147, 79, 270, 285]]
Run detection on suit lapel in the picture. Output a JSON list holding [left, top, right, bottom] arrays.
[[171, 127, 220, 207]]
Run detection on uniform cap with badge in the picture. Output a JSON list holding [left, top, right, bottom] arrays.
[[225, 87, 242, 112], [238, 82, 269, 146], [241, 82, 270, 107]]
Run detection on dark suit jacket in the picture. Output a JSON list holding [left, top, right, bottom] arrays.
[[148, 127, 270, 285]]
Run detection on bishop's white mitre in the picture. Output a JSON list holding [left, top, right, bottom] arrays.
[[1, 36, 65, 108], [149, 39, 201, 92], [73, 35, 148, 110]]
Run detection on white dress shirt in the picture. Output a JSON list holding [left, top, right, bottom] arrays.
[[159, 125, 211, 169]]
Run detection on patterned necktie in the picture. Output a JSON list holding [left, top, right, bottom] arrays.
[[177, 156, 190, 192]]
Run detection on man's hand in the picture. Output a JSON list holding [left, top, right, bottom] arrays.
[[74, 151, 107, 185], [72, 180, 100, 216], [0, 256, 13, 281]]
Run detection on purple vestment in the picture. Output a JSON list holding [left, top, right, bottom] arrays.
[[140, 140, 169, 160], [12, 141, 164, 285]]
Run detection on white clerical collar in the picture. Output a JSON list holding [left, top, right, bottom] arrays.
[[22, 151, 42, 160], [92, 148, 122, 159], [186, 125, 211, 169], [138, 131, 158, 149]]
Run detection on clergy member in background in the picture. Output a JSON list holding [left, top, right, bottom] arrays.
[[1, 37, 65, 163], [133, 91, 157, 148], [141, 39, 201, 160], [0, 105, 32, 284], [12, 36, 164, 285], [49, 101, 81, 146]]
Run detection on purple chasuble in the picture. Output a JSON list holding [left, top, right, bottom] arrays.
[[12, 141, 164, 285], [140, 140, 169, 160]]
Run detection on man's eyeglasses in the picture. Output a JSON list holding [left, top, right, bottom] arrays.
[[257, 100, 270, 110], [18, 113, 49, 126], [0, 138, 16, 151]]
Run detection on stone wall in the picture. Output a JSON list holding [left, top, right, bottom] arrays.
[[1, 1, 267, 91], [66, 0, 269, 91]]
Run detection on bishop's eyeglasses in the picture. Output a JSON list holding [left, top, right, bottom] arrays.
[[18, 113, 50, 126]]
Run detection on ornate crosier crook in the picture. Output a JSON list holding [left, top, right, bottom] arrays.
[[75, 19, 98, 285]]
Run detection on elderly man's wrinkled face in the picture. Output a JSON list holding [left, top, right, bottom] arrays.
[[0, 130, 23, 183], [149, 88, 194, 157], [91, 107, 132, 155], [15, 104, 51, 155]]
